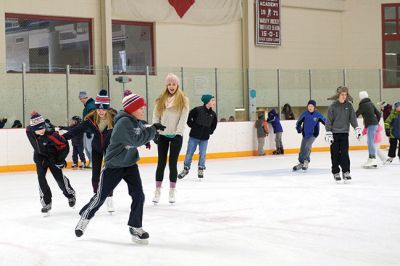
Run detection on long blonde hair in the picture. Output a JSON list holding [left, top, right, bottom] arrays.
[[85, 109, 116, 129], [155, 85, 188, 116]]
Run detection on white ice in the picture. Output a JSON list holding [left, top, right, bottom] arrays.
[[0, 150, 399, 266]]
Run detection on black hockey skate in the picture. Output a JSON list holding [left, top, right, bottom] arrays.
[[343, 172, 351, 183], [68, 196, 76, 208], [129, 227, 149, 244], [41, 203, 52, 217], [71, 164, 78, 169], [333, 173, 341, 183], [198, 168, 204, 179], [75, 217, 90, 237], [292, 163, 303, 171], [301, 160, 309, 171], [178, 168, 189, 179]]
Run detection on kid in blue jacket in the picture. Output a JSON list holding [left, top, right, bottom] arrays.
[[267, 109, 284, 154], [293, 100, 326, 171]]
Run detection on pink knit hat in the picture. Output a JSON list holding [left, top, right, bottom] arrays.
[[165, 73, 180, 86]]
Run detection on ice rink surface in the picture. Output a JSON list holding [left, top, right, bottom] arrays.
[[0, 150, 399, 266]]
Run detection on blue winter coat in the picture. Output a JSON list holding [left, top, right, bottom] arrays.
[[267, 109, 283, 133], [296, 111, 326, 138]]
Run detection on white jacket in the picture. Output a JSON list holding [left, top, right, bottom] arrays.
[[152, 98, 189, 136]]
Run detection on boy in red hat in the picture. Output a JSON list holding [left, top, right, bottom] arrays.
[[74, 93, 165, 244]]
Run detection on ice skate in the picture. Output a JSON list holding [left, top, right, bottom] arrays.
[[362, 157, 378, 169], [68, 196, 76, 208], [301, 160, 309, 171], [169, 188, 176, 204], [71, 163, 78, 169], [106, 197, 115, 213], [383, 157, 394, 165], [292, 163, 303, 171], [41, 203, 52, 217], [75, 217, 90, 237], [152, 187, 161, 204], [333, 173, 341, 183], [343, 172, 351, 183], [129, 227, 149, 244], [178, 168, 189, 179], [198, 168, 204, 180]]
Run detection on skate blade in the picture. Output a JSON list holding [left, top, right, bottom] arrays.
[[131, 236, 149, 245], [343, 179, 351, 184], [108, 210, 115, 215], [42, 212, 50, 217], [169, 201, 175, 205], [362, 165, 378, 169], [152, 201, 158, 205]]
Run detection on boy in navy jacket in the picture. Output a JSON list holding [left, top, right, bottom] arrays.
[[267, 109, 284, 154], [293, 100, 326, 171], [26, 112, 76, 215]]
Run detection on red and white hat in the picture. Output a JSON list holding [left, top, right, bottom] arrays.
[[122, 94, 146, 113], [95, 89, 110, 109]]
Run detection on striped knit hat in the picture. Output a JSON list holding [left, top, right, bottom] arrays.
[[122, 93, 146, 114], [95, 89, 110, 109], [30, 111, 45, 131]]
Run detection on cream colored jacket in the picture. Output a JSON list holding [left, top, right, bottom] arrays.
[[152, 97, 189, 136]]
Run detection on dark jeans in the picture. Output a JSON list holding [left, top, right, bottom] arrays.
[[388, 138, 400, 158], [72, 144, 86, 164], [92, 150, 113, 196], [330, 133, 350, 174], [156, 135, 183, 183], [79, 165, 145, 227], [36, 159, 75, 206]]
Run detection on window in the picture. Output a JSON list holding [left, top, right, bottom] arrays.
[[112, 20, 154, 75], [5, 13, 93, 74], [382, 4, 400, 87]]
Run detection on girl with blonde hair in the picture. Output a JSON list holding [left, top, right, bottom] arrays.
[[63, 89, 117, 212], [152, 73, 189, 204]]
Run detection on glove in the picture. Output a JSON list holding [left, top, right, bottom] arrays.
[[145, 142, 151, 150], [296, 128, 302, 134], [355, 127, 362, 140], [152, 123, 166, 131], [325, 131, 334, 144], [55, 161, 67, 169], [153, 133, 160, 144], [385, 128, 391, 137], [86, 132, 92, 138]]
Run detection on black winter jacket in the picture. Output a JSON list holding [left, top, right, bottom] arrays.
[[63, 110, 117, 154], [187, 106, 217, 140], [356, 98, 381, 127], [26, 126, 69, 165]]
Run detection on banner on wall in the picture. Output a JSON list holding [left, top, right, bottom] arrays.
[[255, 0, 281, 46], [112, 0, 242, 25]]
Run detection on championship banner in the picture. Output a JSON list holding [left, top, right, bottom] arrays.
[[255, 0, 281, 46]]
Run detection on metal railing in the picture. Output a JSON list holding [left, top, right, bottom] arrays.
[[0, 64, 399, 128]]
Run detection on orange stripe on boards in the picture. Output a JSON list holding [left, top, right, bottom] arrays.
[[0, 145, 388, 173]]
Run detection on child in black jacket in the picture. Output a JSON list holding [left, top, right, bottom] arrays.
[[178, 95, 217, 180], [26, 112, 76, 216], [61, 116, 86, 169]]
